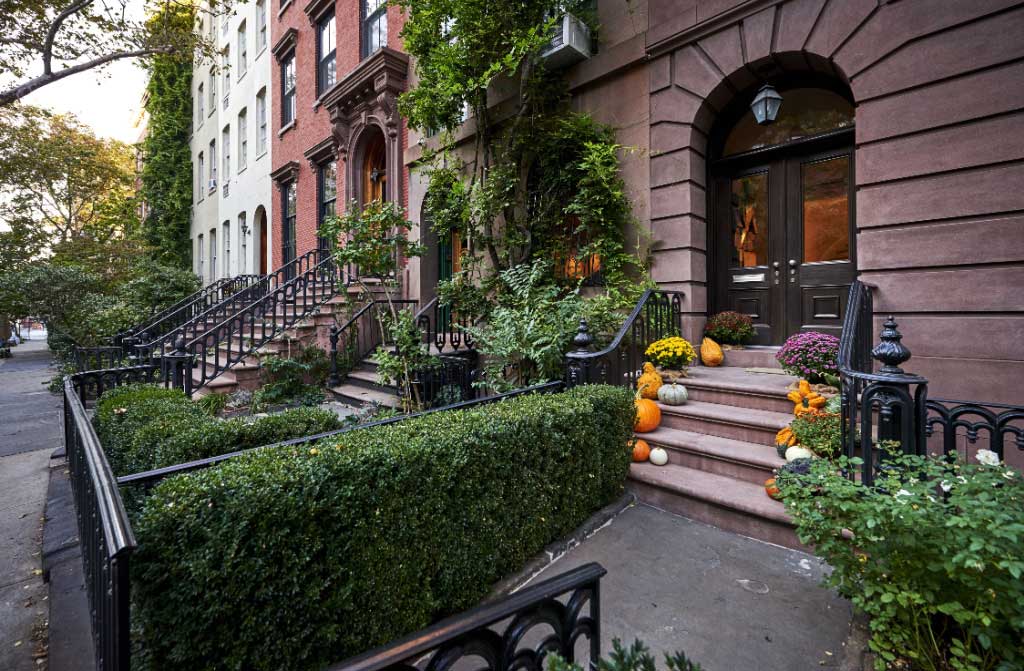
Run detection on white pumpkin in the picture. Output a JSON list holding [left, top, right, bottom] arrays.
[[785, 445, 814, 462], [657, 383, 688, 405], [649, 447, 669, 466]]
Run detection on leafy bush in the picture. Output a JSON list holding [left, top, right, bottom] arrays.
[[252, 345, 330, 411], [549, 639, 703, 671], [704, 311, 755, 346], [778, 450, 1024, 671], [788, 411, 842, 459], [93, 385, 342, 476], [776, 331, 839, 384], [132, 385, 634, 671]]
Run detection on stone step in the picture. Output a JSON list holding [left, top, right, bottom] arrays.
[[346, 367, 386, 389], [637, 427, 784, 484], [676, 367, 796, 414], [659, 400, 791, 445], [627, 463, 802, 550], [719, 346, 782, 369], [330, 383, 400, 409]]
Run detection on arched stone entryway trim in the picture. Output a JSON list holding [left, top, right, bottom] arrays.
[[647, 0, 876, 342]]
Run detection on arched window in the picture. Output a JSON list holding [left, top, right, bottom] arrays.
[[723, 88, 853, 156]]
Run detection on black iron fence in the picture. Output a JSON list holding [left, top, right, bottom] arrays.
[[564, 290, 684, 389], [326, 561, 605, 671], [62, 377, 135, 671], [838, 280, 1024, 483], [415, 296, 476, 353]]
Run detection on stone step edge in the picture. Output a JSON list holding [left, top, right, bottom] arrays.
[[636, 427, 784, 471], [658, 400, 792, 431], [628, 463, 793, 526]]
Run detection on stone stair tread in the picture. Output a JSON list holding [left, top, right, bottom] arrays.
[[330, 383, 400, 408], [659, 400, 792, 430], [346, 368, 382, 385], [629, 462, 791, 525], [680, 366, 797, 397], [192, 369, 237, 388], [638, 427, 784, 470]]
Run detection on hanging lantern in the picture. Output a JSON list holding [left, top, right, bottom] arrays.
[[750, 84, 783, 125]]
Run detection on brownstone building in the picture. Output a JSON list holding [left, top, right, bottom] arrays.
[[273, 0, 1023, 405]]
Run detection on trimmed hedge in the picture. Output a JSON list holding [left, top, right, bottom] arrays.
[[93, 385, 343, 476], [132, 385, 634, 671]]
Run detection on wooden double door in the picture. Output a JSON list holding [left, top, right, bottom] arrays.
[[712, 135, 855, 345]]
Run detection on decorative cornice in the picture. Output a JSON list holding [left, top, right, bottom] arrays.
[[303, 136, 337, 168], [271, 27, 298, 61], [303, 0, 333, 25], [321, 47, 409, 127], [270, 160, 300, 184]]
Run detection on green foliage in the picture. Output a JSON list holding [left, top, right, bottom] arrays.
[[373, 308, 438, 410], [778, 450, 1024, 671], [704, 311, 756, 346], [251, 345, 330, 411], [548, 639, 703, 671], [140, 3, 195, 268], [196, 393, 228, 417], [320, 200, 425, 282], [93, 384, 342, 476], [788, 411, 842, 459], [132, 385, 634, 671]]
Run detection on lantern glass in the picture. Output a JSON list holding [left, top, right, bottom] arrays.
[[751, 84, 783, 126]]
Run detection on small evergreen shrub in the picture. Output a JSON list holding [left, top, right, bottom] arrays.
[[775, 331, 839, 384], [132, 385, 634, 671], [549, 639, 703, 671], [703, 311, 755, 346], [788, 411, 842, 459]]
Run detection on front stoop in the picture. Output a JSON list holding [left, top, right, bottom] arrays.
[[629, 361, 808, 550]]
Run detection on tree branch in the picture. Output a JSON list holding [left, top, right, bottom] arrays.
[[43, 0, 94, 75], [1, 46, 175, 106]]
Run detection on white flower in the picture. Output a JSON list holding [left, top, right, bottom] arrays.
[[940, 480, 953, 492], [1004, 470, 1017, 481], [976, 449, 1000, 467], [895, 488, 912, 503]]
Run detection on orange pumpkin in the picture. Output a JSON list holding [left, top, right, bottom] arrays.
[[765, 478, 782, 500], [701, 337, 723, 367], [634, 391, 662, 433], [631, 439, 651, 462]]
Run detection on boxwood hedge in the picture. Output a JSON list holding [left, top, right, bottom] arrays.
[[132, 384, 634, 671], [93, 385, 342, 476]]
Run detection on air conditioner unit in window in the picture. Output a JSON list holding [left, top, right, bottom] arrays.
[[541, 13, 592, 69]]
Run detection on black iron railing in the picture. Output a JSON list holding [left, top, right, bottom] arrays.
[[73, 346, 128, 374], [326, 561, 605, 671], [414, 296, 475, 353], [69, 364, 163, 405], [327, 298, 420, 386], [564, 289, 684, 388], [414, 353, 480, 408], [837, 280, 1024, 483], [62, 377, 135, 671], [188, 250, 342, 393]]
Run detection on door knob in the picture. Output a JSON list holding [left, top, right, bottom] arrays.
[[772, 261, 780, 269], [788, 259, 797, 267]]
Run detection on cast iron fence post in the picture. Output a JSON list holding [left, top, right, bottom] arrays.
[[328, 324, 341, 387], [161, 335, 193, 396], [565, 318, 594, 388]]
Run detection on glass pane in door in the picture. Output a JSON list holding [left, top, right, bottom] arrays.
[[802, 156, 850, 263], [730, 172, 769, 267]]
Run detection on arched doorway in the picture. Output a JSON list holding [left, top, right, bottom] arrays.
[[360, 127, 387, 204], [710, 81, 855, 345], [254, 206, 269, 275]]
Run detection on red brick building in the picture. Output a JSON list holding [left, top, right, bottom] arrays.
[[270, 0, 409, 271]]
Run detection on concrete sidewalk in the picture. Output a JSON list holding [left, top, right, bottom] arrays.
[[527, 502, 862, 671], [0, 340, 62, 670]]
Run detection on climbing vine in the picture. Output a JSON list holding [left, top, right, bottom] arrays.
[[139, 2, 194, 269]]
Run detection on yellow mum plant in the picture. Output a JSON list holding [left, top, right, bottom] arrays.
[[644, 337, 697, 370]]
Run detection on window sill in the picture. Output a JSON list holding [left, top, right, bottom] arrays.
[[277, 0, 292, 18], [237, 69, 247, 82], [256, 46, 267, 60], [256, 150, 268, 160], [238, 165, 247, 174], [278, 119, 297, 137]]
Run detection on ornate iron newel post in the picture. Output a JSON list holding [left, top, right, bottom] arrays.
[[857, 315, 929, 485], [328, 324, 341, 387], [161, 335, 194, 396], [565, 318, 594, 388]]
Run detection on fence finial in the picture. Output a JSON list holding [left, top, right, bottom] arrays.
[[871, 315, 911, 374], [572, 318, 593, 353], [174, 334, 187, 354]]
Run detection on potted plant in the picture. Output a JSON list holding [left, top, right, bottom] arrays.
[[775, 331, 840, 387], [644, 336, 697, 382], [704, 310, 756, 349]]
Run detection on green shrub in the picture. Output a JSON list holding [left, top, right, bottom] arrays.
[[132, 385, 634, 671], [779, 449, 1024, 671], [251, 345, 330, 411], [93, 385, 201, 474], [788, 411, 842, 459]]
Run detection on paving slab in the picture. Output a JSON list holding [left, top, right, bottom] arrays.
[[525, 503, 856, 671]]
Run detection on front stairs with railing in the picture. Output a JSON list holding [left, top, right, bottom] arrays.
[[628, 353, 807, 549]]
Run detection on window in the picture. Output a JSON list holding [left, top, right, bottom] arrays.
[[197, 83, 205, 122], [281, 53, 296, 125], [282, 182, 297, 267], [318, 160, 337, 247], [238, 109, 248, 170], [222, 125, 231, 180], [237, 21, 247, 75], [221, 9, 228, 34], [362, 0, 387, 58], [238, 212, 248, 273], [223, 220, 231, 276], [209, 229, 218, 279], [317, 14, 337, 94], [256, 89, 268, 155], [209, 139, 217, 188], [197, 234, 205, 279], [208, 71, 216, 113], [222, 47, 231, 94], [197, 152, 205, 199], [256, 0, 267, 51]]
